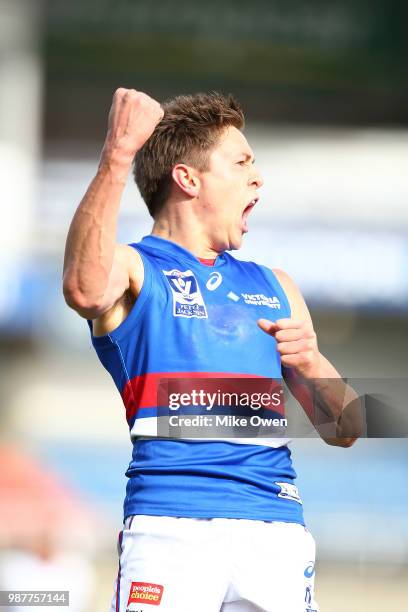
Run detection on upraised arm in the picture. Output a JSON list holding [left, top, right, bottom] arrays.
[[62, 88, 163, 321]]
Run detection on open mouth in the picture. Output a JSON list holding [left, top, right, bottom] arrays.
[[242, 197, 259, 232]]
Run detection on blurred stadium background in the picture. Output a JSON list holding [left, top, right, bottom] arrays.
[[0, 0, 407, 610]]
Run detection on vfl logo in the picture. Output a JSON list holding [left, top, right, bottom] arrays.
[[163, 269, 208, 318], [206, 271, 222, 291]]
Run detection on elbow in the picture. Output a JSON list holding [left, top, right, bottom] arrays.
[[62, 280, 104, 319], [338, 437, 359, 448], [323, 436, 359, 448]]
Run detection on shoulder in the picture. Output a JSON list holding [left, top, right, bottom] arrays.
[[272, 268, 300, 295], [116, 243, 144, 289], [272, 268, 312, 322], [116, 243, 143, 267]]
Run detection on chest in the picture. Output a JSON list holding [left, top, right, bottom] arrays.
[[153, 263, 287, 350]]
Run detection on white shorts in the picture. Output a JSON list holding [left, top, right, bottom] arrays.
[[110, 515, 319, 612]]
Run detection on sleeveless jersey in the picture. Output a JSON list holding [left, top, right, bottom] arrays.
[[89, 235, 304, 524]]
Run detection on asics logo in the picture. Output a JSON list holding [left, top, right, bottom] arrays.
[[206, 271, 222, 291], [304, 562, 315, 578]]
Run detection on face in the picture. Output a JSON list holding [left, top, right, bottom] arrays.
[[196, 126, 263, 251]]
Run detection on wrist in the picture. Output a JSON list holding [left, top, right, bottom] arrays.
[[98, 152, 132, 184]]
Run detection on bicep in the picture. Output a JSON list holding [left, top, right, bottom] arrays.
[[76, 244, 143, 321], [100, 244, 143, 312], [91, 245, 144, 335]]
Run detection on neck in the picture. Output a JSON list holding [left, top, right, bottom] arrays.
[[151, 199, 222, 259]]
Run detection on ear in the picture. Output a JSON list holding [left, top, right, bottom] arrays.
[[171, 164, 200, 198]]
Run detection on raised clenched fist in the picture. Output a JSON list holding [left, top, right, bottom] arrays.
[[100, 88, 164, 170]]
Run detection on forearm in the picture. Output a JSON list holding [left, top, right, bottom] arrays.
[[258, 284, 363, 447], [305, 354, 363, 443], [63, 157, 129, 309]]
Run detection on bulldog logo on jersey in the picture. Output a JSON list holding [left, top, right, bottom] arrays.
[[163, 269, 208, 318]]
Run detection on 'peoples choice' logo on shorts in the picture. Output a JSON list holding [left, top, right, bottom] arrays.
[[163, 269, 208, 318], [127, 582, 164, 606]]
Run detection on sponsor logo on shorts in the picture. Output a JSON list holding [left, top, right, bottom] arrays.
[[127, 582, 164, 606], [305, 583, 318, 610], [304, 561, 315, 578], [163, 269, 208, 318], [275, 481, 303, 504], [241, 293, 281, 308]]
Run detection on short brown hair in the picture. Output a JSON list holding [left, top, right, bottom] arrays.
[[133, 92, 244, 218]]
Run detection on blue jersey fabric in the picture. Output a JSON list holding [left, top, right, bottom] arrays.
[[88, 235, 305, 525]]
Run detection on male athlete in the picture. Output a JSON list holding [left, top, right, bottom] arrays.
[[63, 89, 361, 612]]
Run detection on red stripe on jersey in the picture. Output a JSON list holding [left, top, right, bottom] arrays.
[[198, 257, 216, 266]]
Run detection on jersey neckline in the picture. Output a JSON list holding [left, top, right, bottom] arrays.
[[139, 234, 227, 268]]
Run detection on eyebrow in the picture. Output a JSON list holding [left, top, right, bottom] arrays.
[[240, 153, 255, 163]]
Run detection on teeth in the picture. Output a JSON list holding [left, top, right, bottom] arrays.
[[244, 199, 257, 214]]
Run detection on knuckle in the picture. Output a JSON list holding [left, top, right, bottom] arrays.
[[139, 92, 152, 104], [152, 101, 162, 114], [123, 89, 137, 102]]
